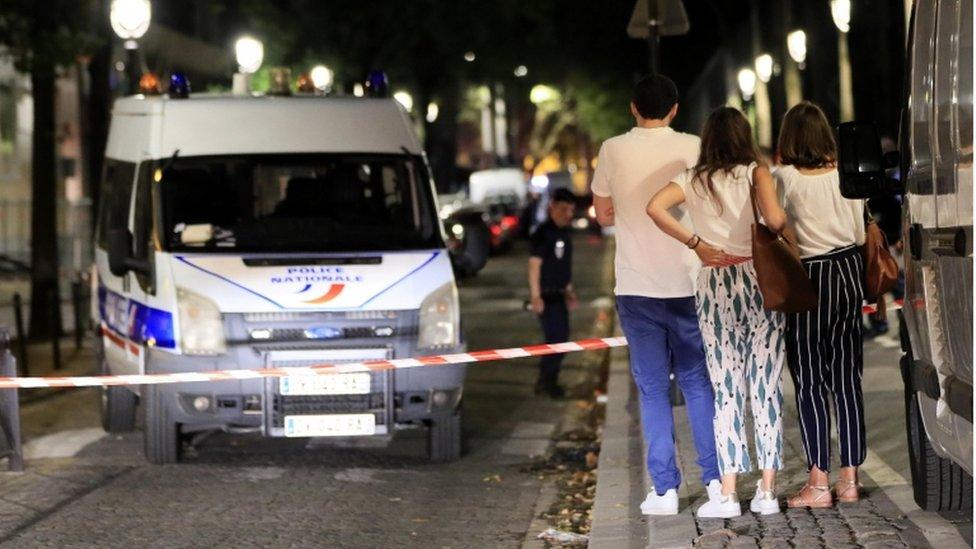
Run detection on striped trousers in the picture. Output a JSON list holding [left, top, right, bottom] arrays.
[[786, 245, 866, 472]]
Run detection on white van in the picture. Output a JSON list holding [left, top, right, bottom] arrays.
[[93, 94, 465, 464]]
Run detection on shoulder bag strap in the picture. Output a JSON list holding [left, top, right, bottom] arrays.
[[748, 164, 763, 225]]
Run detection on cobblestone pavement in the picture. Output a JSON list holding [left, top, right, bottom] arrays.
[[0, 234, 614, 548], [655, 324, 972, 548]]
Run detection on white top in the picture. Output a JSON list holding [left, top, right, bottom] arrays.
[[673, 163, 758, 257], [775, 165, 865, 258], [591, 127, 701, 298]]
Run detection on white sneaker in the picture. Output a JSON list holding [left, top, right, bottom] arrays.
[[696, 491, 741, 519], [749, 479, 781, 515], [640, 487, 679, 515], [705, 479, 722, 501]]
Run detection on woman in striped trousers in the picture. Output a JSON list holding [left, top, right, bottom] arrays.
[[775, 102, 867, 508]]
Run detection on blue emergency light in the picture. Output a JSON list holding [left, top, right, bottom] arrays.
[[169, 72, 191, 98], [364, 70, 389, 98]]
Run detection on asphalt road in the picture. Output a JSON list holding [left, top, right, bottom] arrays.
[[0, 233, 614, 548]]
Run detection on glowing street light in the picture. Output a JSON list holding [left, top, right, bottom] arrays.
[[787, 30, 807, 65], [310, 65, 334, 92], [426, 102, 440, 123], [110, 0, 151, 95], [529, 84, 560, 105], [464, 51, 476, 62], [110, 0, 151, 43], [832, 0, 854, 120], [737, 68, 757, 99], [831, 0, 852, 33], [754, 54, 773, 83], [514, 65, 528, 78], [394, 90, 414, 111], [353, 83, 365, 97], [235, 37, 264, 74]]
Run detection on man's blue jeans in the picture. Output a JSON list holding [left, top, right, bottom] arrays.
[[616, 295, 719, 494]]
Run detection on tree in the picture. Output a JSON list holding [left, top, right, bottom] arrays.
[[0, 0, 95, 339]]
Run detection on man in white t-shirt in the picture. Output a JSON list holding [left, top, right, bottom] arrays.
[[591, 74, 720, 515]]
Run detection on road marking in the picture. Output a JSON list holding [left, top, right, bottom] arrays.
[[23, 428, 106, 459], [861, 447, 970, 548]]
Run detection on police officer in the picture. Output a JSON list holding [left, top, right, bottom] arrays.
[[528, 188, 578, 398]]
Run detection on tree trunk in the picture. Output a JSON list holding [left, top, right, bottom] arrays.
[[28, 65, 61, 340], [86, 27, 113, 225]]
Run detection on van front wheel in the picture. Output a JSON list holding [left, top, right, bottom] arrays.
[[427, 412, 461, 462], [143, 385, 182, 464], [98, 351, 136, 433], [102, 386, 137, 433]]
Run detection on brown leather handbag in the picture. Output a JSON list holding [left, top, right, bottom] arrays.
[[863, 207, 899, 317], [749, 178, 819, 313]]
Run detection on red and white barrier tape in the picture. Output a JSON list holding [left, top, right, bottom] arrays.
[[0, 337, 628, 389], [0, 299, 904, 390]]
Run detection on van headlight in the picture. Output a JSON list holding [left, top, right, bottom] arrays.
[[418, 283, 459, 350], [177, 287, 226, 355]]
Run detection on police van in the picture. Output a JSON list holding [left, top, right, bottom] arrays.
[[93, 92, 465, 464]]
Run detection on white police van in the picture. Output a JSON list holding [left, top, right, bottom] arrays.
[[93, 93, 465, 464]]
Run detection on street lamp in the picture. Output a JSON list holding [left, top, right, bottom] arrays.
[[393, 90, 414, 111], [787, 30, 807, 66], [754, 54, 773, 83], [529, 85, 560, 105], [831, 0, 851, 33], [426, 102, 440, 123], [514, 65, 528, 78], [232, 36, 263, 95], [737, 68, 757, 100], [464, 51, 476, 63], [832, 0, 854, 121], [110, 0, 151, 95], [310, 65, 334, 93]]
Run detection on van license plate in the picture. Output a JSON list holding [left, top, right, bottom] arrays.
[[279, 373, 371, 396], [283, 414, 376, 437]]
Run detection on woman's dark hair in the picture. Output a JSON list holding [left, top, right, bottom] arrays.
[[691, 106, 761, 212], [777, 101, 837, 169]]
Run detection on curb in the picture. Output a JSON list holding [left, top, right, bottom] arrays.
[[588, 347, 701, 548]]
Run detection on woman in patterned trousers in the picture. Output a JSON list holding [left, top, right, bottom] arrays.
[[648, 107, 788, 518]]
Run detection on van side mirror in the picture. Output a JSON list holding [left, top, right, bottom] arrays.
[[837, 122, 904, 198], [107, 229, 131, 277], [107, 229, 151, 277]]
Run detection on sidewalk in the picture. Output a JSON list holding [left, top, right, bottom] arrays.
[[589, 342, 938, 548]]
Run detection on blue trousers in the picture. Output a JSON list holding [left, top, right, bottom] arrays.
[[616, 295, 720, 493], [537, 297, 569, 385]]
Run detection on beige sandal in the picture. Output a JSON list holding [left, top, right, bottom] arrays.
[[787, 483, 833, 509], [834, 479, 862, 503]]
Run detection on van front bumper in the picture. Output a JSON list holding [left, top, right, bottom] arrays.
[[145, 343, 466, 436]]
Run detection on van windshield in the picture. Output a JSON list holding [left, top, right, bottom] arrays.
[[158, 154, 442, 253]]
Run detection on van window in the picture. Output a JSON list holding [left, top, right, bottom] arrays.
[[158, 153, 442, 253], [96, 159, 136, 248]]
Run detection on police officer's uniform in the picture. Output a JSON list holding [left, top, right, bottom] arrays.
[[529, 218, 573, 391]]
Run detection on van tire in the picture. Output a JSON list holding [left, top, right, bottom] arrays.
[[102, 386, 137, 433], [903, 353, 974, 511], [428, 412, 461, 462], [143, 385, 182, 464], [97, 342, 137, 433]]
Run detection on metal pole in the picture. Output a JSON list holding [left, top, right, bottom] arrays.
[[125, 42, 141, 95], [0, 329, 23, 472], [49, 287, 61, 370], [71, 277, 83, 350], [647, 0, 660, 74], [11, 294, 27, 376]]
